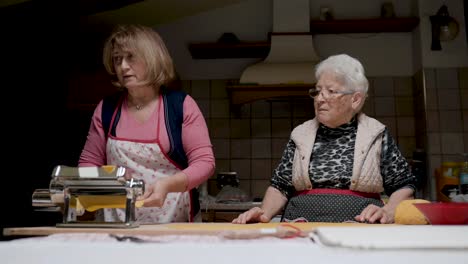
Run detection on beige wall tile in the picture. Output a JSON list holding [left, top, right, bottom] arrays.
[[210, 99, 230, 118], [272, 138, 290, 159], [251, 138, 272, 159], [461, 90, 468, 110], [292, 99, 314, 118], [196, 99, 210, 119], [362, 96, 375, 116], [251, 119, 271, 138], [212, 139, 230, 159], [236, 104, 251, 119], [230, 139, 251, 158], [394, 77, 413, 96], [210, 118, 230, 138], [251, 180, 270, 200], [426, 110, 440, 132], [190, 80, 211, 99], [437, 89, 461, 110], [441, 154, 464, 163], [210, 80, 228, 99], [271, 101, 292, 118], [378, 117, 397, 139], [424, 69, 436, 90], [230, 159, 251, 180], [230, 119, 251, 138], [238, 180, 252, 198], [427, 133, 441, 154], [464, 110, 468, 131], [251, 159, 272, 180], [373, 77, 394, 96], [397, 117, 415, 137], [440, 133, 464, 154], [459, 68, 468, 90], [397, 136, 416, 158], [374, 97, 395, 116], [271, 158, 281, 173], [214, 159, 230, 175], [367, 78, 375, 97], [271, 118, 292, 138], [395, 97, 414, 116], [425, 87, 438, 110], [436, 68, 458, 89], [251, 100, 271, 118], [464, 132, 468, 153], [293, 118, 309, 128], [439, 111, 463, 132], [181, 80, 191, 93]]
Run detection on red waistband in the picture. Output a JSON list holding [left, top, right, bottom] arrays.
[[294, 189, 381, 199]]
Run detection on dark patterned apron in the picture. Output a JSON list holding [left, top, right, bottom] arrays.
[[282, 189, 384, 223]]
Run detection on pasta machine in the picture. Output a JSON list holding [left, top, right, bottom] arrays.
[[32, 165, 145, 228]]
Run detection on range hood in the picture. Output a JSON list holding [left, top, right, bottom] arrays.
[[239, 0, 320, 85]]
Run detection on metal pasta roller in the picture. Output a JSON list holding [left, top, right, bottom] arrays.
[[32, 165, 145, 228]]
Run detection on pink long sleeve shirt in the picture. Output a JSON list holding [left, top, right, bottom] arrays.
[[79, 94, 215, 191]]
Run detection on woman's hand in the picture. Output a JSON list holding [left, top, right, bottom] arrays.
[[356, 187, 414, 224], [232, 207, 271, 224], [138, 172, 190, 207], [355, 204, 393, 224], [138, 180, 170, 207]]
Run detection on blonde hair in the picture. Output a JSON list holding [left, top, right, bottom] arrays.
[[103, 24, 175, 88]]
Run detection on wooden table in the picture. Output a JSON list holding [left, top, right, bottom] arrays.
[[3, 222, 368, 237]]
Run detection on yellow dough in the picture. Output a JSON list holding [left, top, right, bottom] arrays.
[[101, 165, 117, 174], [394, 199, 430, 225], [73, 196, 144, 212]]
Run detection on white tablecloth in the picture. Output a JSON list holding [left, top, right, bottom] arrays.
[[1, 231, 467, 264]]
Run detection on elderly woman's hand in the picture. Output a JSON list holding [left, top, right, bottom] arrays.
[[232, 207, 271, 224], [355, 204, 394, 224]]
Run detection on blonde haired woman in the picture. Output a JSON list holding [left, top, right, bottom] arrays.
[[79, 24, 215, 223]]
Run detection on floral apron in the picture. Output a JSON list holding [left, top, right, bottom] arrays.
[[282, 189, 384, 223], [101, 96, 191, 224]]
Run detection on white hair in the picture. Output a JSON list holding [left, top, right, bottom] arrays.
[[315, 54, 368, 95]]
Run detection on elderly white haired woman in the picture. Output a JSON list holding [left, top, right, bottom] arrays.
[[233, 54, 417, 224]]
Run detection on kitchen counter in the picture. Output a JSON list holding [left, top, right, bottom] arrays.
[[200, 200, 262, 222], [200, 200, 261, 211]]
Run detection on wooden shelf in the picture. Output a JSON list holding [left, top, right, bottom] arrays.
[[188, 17, 419, 59], [226, 84, 313, 105], [188, 41, 270, 59], [310, 17, 419, 34]]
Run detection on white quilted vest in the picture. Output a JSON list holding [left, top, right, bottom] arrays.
[[291, 113, 385, 193]]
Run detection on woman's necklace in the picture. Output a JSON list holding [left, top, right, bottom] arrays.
[[132, 98, 152, 111], [135, 104, 144, 110]]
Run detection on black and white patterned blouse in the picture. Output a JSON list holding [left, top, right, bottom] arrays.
[[271, 116, 417, 199]]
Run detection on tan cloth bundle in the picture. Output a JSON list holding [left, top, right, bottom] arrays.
[[394, 199, 430, 225]]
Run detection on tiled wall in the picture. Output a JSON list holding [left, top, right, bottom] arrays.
[[183, 76, 418, 200], [414, 67, 468, 200]]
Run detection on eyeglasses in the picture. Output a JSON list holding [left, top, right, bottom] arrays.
[[309, 88, 355, 100]]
